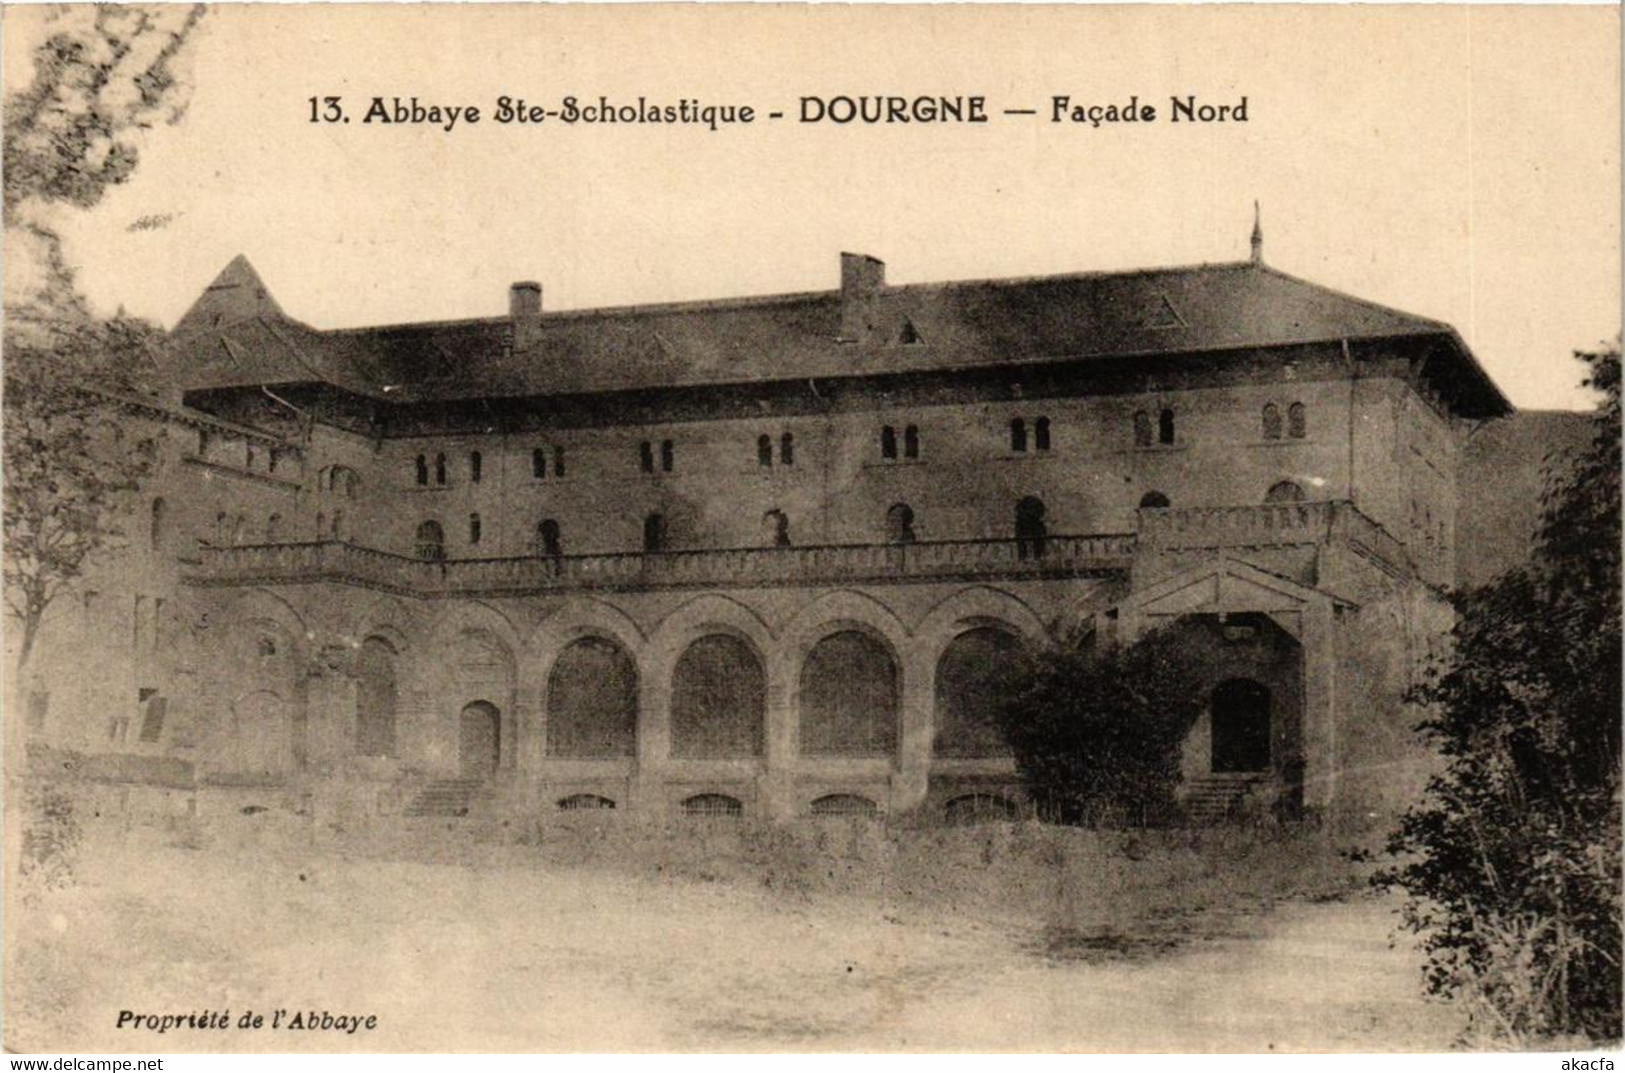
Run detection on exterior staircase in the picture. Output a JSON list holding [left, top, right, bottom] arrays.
[[1182, 776, 1267, 824], [404, 778, 493, 818]]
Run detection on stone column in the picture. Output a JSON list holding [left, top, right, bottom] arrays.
[[629, 650, 672, 814], [892, 647, 935, 815], [758, 658, 798, 822]]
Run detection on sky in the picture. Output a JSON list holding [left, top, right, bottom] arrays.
[[4, 4, 1620, 410]]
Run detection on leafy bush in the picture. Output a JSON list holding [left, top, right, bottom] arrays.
[[20, 783, 82, 892], [1380, 342, 1622, 1043], [995, 629, 1204, 826]]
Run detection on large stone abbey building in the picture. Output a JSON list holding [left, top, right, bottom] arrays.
[[19, 230, 1514, 828]]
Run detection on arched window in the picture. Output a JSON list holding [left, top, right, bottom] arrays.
[[537, 519, 562, 558], [661, 439, 674, 472], [265, 513, 281, 543], [1265, 480, 1306, 504], [1287, 402, 1307, 439], [639, 441, 654, 473], [886, 503, 916, 544], [682, 794, 743, 818], [780, 432, 794, 466], [1015, 496, 1047, 559], [1034, 416, 1051, 451], [643, 513, 666, 553], [547, 636, 638, 757], [470, 451, 482, 483], [1133, 410, 1153, 448], [355, 637, 397, 758], [1211, 678, 1272, 773], [415, 520, 445, 561], [757, 434, 773, 467], [799, 630, 899, 758], [1158, 408, 1176, 445], [810, 794, 879, 818], [671, 634, 765, 758], [469, 512, 482, 545], [880, 425, 898, 460], [1139, 491, 1171, 509], [415, 455, 429, 485], [1262, 403, 1283, 440], [1010, 417, 1028, 452], [533, 448, 547, 479], [434, 453, 447, 485], [904, 424, 920, 459], [934, 627, 1026, 757], [150, 498, 168, 551]]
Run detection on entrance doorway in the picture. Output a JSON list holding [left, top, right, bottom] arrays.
[[1210, 678, 1271, 773], [458, 700, 501, 778]]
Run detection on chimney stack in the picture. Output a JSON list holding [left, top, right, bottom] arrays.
[[510, 280, 542, 317], [839, 252, 886, 343]]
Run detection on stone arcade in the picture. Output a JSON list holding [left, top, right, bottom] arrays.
[[18, 225, 1512, 829]]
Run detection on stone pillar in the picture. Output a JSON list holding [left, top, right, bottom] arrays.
[[1299, 600, 1340, 819], [758, 660, 797, 822], [892, 648, 934, 815], [630, 652, 672, 814]]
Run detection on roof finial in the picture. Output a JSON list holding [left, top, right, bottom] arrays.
[[1250, 201, 1264, 264]]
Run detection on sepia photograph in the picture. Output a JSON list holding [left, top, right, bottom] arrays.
[[1, 2, 1620, 1056]]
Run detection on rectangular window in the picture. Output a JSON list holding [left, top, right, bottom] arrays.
[[661, 439, 674, 472], [532, 448, 547, 479], [639, 441, 654, 473], [139, 693, 167, 743], [553, 446, 566, 478]]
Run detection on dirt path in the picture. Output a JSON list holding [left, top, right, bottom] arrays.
[[6, 838, 1461, 1052]]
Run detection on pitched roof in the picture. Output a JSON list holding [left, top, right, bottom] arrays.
[[167, 257, 1512, 417]]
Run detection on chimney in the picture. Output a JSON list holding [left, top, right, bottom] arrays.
[[839, 252, 885, 343], [510, 280, 542, 317]]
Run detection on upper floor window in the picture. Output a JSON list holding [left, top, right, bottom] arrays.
[[537, 519, 563, 558], [757, 434, 773, 467], [470, 452, 483, 483], [886, 503, 917, 544], [1262, 403, 1283, 440], [764, 509, 792, 548], [469, 513, 482, 545], [661, 439, 674, 472], [533, 448, 548, 479], [328, 465, 359, 499], [1034, 417, 1051, 451], [639, 441, 655, 473], [1158, 408, 1176, 445], [1010, 418, 1027, 453], [434, 453, 447, 485], [415, 454, 429, 485], [779, 432, 794, 467], [552, 446, 566, 477], [1133, 411, 1153, 448], [1287, 402, 1307, 439], [881, 426, 898, 460], [904, 425, 920, 459]]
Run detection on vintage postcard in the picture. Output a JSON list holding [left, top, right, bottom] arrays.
[[2, 2, 1619, 1056]]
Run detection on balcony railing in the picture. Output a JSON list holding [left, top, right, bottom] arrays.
[[186, 532, 1139, 596], [1137, 500, 1410, 573]]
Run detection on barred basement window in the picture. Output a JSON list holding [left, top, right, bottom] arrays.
[[1140, 491, 1171, 509], [881, 425, 898, 460], [944, 793, 1020, 826], [810, 794, 879, 818], [558, 794, 616, 811], [904, 424, 920, 459], [682, 794, 743, 818]]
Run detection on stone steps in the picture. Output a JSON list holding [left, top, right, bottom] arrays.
[[1183, 777, 1266, 824], [404, 778, 493, 817]]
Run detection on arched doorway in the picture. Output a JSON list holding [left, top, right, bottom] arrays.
[[458, 700, 502, 778], [1211, 678, 1272, 773], [799, 630, 899, 758], [1015, 497, 1047, 559], [355, 637, 398, 758], [671, 634, 766, 758], [934, 627, 1026, 757], [547, 636, 638, 757]]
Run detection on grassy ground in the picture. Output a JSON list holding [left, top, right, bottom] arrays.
[[5, 815, 1464, 1052]]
